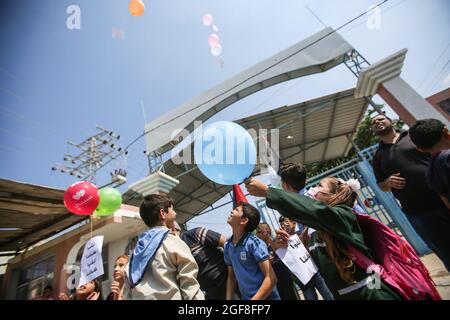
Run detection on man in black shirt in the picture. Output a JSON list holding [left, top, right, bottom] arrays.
[[409, 118, 450, 209], [371, 114, 450, 271], [178, 226, 228, 300]]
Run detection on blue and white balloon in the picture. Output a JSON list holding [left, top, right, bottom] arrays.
[[194, 121, 256, 185]]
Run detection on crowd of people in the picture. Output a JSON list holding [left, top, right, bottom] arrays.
[[36, 117, 446, 301], [371, 116, 449, 270]]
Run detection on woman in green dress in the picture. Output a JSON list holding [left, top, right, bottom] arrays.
[[245, 176, 401, 300]]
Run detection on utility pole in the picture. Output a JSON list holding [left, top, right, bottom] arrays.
[[52, 125, 127, 187]]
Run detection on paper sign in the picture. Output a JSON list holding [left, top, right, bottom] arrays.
[[275, 235, 318, 285], [79, 236, 104, 286]]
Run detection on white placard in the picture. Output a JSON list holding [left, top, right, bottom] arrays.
[[275, 235, 318, 285], [79, 236, 104, 286]]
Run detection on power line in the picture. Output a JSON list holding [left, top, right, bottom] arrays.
[[417, 43, 450, 93], [0, 143, 47, 161], [123, 165, 146, 179], [0, 106, 61, 136], [124, 146, 148, 167], [232, 79, 302, 120], [119, 143, 151, 176], [305, 5, 327, 28], [0, 126, 40, 143], [86, 0, 390, 178], [341, 0, 409, 35], [424, 59, 450, 96]]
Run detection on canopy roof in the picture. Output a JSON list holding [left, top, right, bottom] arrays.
[[0, 179, 85, 253], [124, 88, 368, 224]]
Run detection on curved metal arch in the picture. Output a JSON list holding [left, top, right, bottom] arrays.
[[145, 27, 354, 155]]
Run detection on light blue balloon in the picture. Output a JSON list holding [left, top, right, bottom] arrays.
[[194, 121, 256, 185]]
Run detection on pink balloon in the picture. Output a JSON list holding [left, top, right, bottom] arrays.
[[202, 13, 213, 26], [208, 34, 220, 48]]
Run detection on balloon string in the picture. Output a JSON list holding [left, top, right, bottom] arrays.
[[90, 216, 93, 239]]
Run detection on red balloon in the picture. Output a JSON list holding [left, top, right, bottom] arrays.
[[64, 181, 100, 215]]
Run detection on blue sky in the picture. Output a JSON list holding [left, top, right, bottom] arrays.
[[0, 0, 449, 236]]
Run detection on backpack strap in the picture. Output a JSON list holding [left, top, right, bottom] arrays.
[[347, 245, 410, 300]]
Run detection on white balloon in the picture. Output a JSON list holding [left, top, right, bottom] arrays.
[[202, 14, 213, 26], [210, 44, 222, 56]]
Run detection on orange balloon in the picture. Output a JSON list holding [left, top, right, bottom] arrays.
[[129, 0, 145, 16]]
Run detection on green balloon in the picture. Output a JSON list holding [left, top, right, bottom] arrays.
[[95, 187, 122, 216]]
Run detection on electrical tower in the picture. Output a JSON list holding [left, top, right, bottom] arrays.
[[52, 125, 127, 187]]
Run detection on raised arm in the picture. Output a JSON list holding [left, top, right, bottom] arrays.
[[245, 178, 368, 252]]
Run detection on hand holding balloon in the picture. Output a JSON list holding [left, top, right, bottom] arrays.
[[244, 178, 269, 197]]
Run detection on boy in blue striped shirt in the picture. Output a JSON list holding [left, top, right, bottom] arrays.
[[224, 202, 280, 300]]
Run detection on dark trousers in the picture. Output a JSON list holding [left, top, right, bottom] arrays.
[[405, 206, 450, 271], [272, 259, 299, 300], [205, 285, 226, 300], [295, 272, 334, 300]]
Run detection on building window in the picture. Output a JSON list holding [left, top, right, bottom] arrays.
[[437, 98, 450, 116], [15, 255, 55, 300]]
